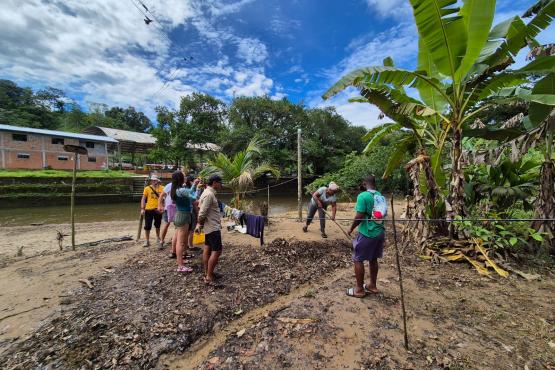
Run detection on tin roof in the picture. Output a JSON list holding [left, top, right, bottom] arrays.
[[84, 126, 157, 145], [83, 126, 221, 153], [0, 124, 118, 143]]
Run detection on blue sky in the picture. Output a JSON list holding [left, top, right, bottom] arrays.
[[0, 0, 552, 128]]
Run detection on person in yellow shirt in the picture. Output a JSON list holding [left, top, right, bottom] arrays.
[[140, 175, 165, 247]]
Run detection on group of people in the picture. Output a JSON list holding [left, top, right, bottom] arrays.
[[140, 173, 224, 283], [141, 172, 386, 297]]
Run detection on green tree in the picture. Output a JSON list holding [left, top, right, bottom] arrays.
[[178, 93, 227, 144], [105, 106, 153, 133], [324, 0, 555, 226], [201, 138, 280, 209]]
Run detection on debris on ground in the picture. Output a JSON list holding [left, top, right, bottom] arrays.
[[420, 237, 509, 277], [0, 239, 351, 369]]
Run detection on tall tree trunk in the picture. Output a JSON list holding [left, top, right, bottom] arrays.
[[447, 128, 466, 237], [534, 130, 555, 253]]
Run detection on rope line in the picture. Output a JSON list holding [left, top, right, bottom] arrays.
[[215, 177, 299, 195], [264, 216, 555, 223]]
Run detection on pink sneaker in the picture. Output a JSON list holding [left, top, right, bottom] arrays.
[[177, 266, 193, 273]]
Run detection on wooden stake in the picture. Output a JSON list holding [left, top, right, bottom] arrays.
[[71, 153, 77, 250], [297, 128, 302, 222], [391, 196, 409, 350]]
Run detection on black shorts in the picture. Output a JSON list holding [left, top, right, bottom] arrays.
[[204, 231, 222, 252], [144, 210, 162, 231]]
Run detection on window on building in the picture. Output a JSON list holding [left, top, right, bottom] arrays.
[[12, 133, 27, 142], [17, 153, 30, 159], [52, 137, 64, 145], [88, 157, 96, 163], [85, 141, 95, 148], [58, 156, 69, 161]]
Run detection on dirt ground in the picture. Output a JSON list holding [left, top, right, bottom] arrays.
[[1, 203, 554, 369]]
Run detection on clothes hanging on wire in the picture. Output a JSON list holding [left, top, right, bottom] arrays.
[[245, 214, 265, 246]]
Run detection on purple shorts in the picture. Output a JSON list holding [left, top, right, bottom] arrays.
[[352, 232, 385, 262]]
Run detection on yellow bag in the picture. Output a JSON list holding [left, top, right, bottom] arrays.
[[192, 232, 205, 245]]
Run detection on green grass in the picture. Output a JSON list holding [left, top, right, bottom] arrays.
[[0, 169, 133, 178]]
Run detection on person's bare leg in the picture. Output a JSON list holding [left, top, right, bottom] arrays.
[[353, 261, 365, 297], [171, 231, 177, 254], [202, 245, 211, 277], [367, 259, 379, 293], [206, 251, 221, 282], [144, 230, 150, 245], [176, 227, 186, 267], [160, 222, 170, 243], [188, 230, 194, 248], [182, 227, 190, 258]]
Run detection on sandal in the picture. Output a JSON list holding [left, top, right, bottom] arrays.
[[177, 266, 193, 273], [363, 284, 379, 294], [346, 288, 365, 298]]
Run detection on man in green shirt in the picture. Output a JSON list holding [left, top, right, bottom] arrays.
[[346, 175, 385, 298]]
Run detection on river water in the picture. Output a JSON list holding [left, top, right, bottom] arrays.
[[0, 193, 311, 227]]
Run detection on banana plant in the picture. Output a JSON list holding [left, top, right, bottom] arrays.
[[201, 137, 280, 209], [323, 0, 555, 224]]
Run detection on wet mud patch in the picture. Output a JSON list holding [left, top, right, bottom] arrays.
[[0, 238, 351, 369]]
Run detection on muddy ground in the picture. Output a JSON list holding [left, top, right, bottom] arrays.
[[1, 205, 554, 369], [1, 238, 352, 369]]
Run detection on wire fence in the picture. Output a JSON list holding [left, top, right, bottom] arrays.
[[265, 216, 555, 223]]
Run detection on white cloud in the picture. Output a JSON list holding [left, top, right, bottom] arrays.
[[326, 22, 418, 80], [0, 0, 279, 119], [309, 22, 418, 128], [225, 72, 273, 97], [364, 0, 412, 19], [236, 38, 269, 64]]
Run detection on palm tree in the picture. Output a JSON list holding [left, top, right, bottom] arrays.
[[324, 0, 555, 231], [202, 138, 280, 209]]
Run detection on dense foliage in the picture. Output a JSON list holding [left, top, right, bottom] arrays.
[[0, 80, 153, 133], [307, 134, 410, 196]]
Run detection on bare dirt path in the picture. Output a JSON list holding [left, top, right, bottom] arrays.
[[0, 208, 354, 359], [190, 254, 555, 370]]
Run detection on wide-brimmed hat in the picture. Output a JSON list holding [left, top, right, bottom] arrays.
[[149, 175, 160, 182]]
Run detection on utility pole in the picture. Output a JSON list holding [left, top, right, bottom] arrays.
[[297, 128, 302, 222]]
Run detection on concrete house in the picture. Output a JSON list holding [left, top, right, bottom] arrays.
[[0, 124, 117, 170]]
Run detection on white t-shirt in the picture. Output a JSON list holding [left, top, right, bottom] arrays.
[[163, 183, 173, 210], [311, 186, 337, 207]]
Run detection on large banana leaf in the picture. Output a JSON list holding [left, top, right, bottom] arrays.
[[483, 1, 555, 69], [456, 0, 496, 81], [530, 73, 555, 126], [322, 66, 443, 100], [383, 135, 415, 179], [409, 0, 468, 81], [417, 39, 449, 116], [464, 127, 524, 140], [362, 123, 404, 153], [357, 88, 421, 131], [518, 55, 555, 73]]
